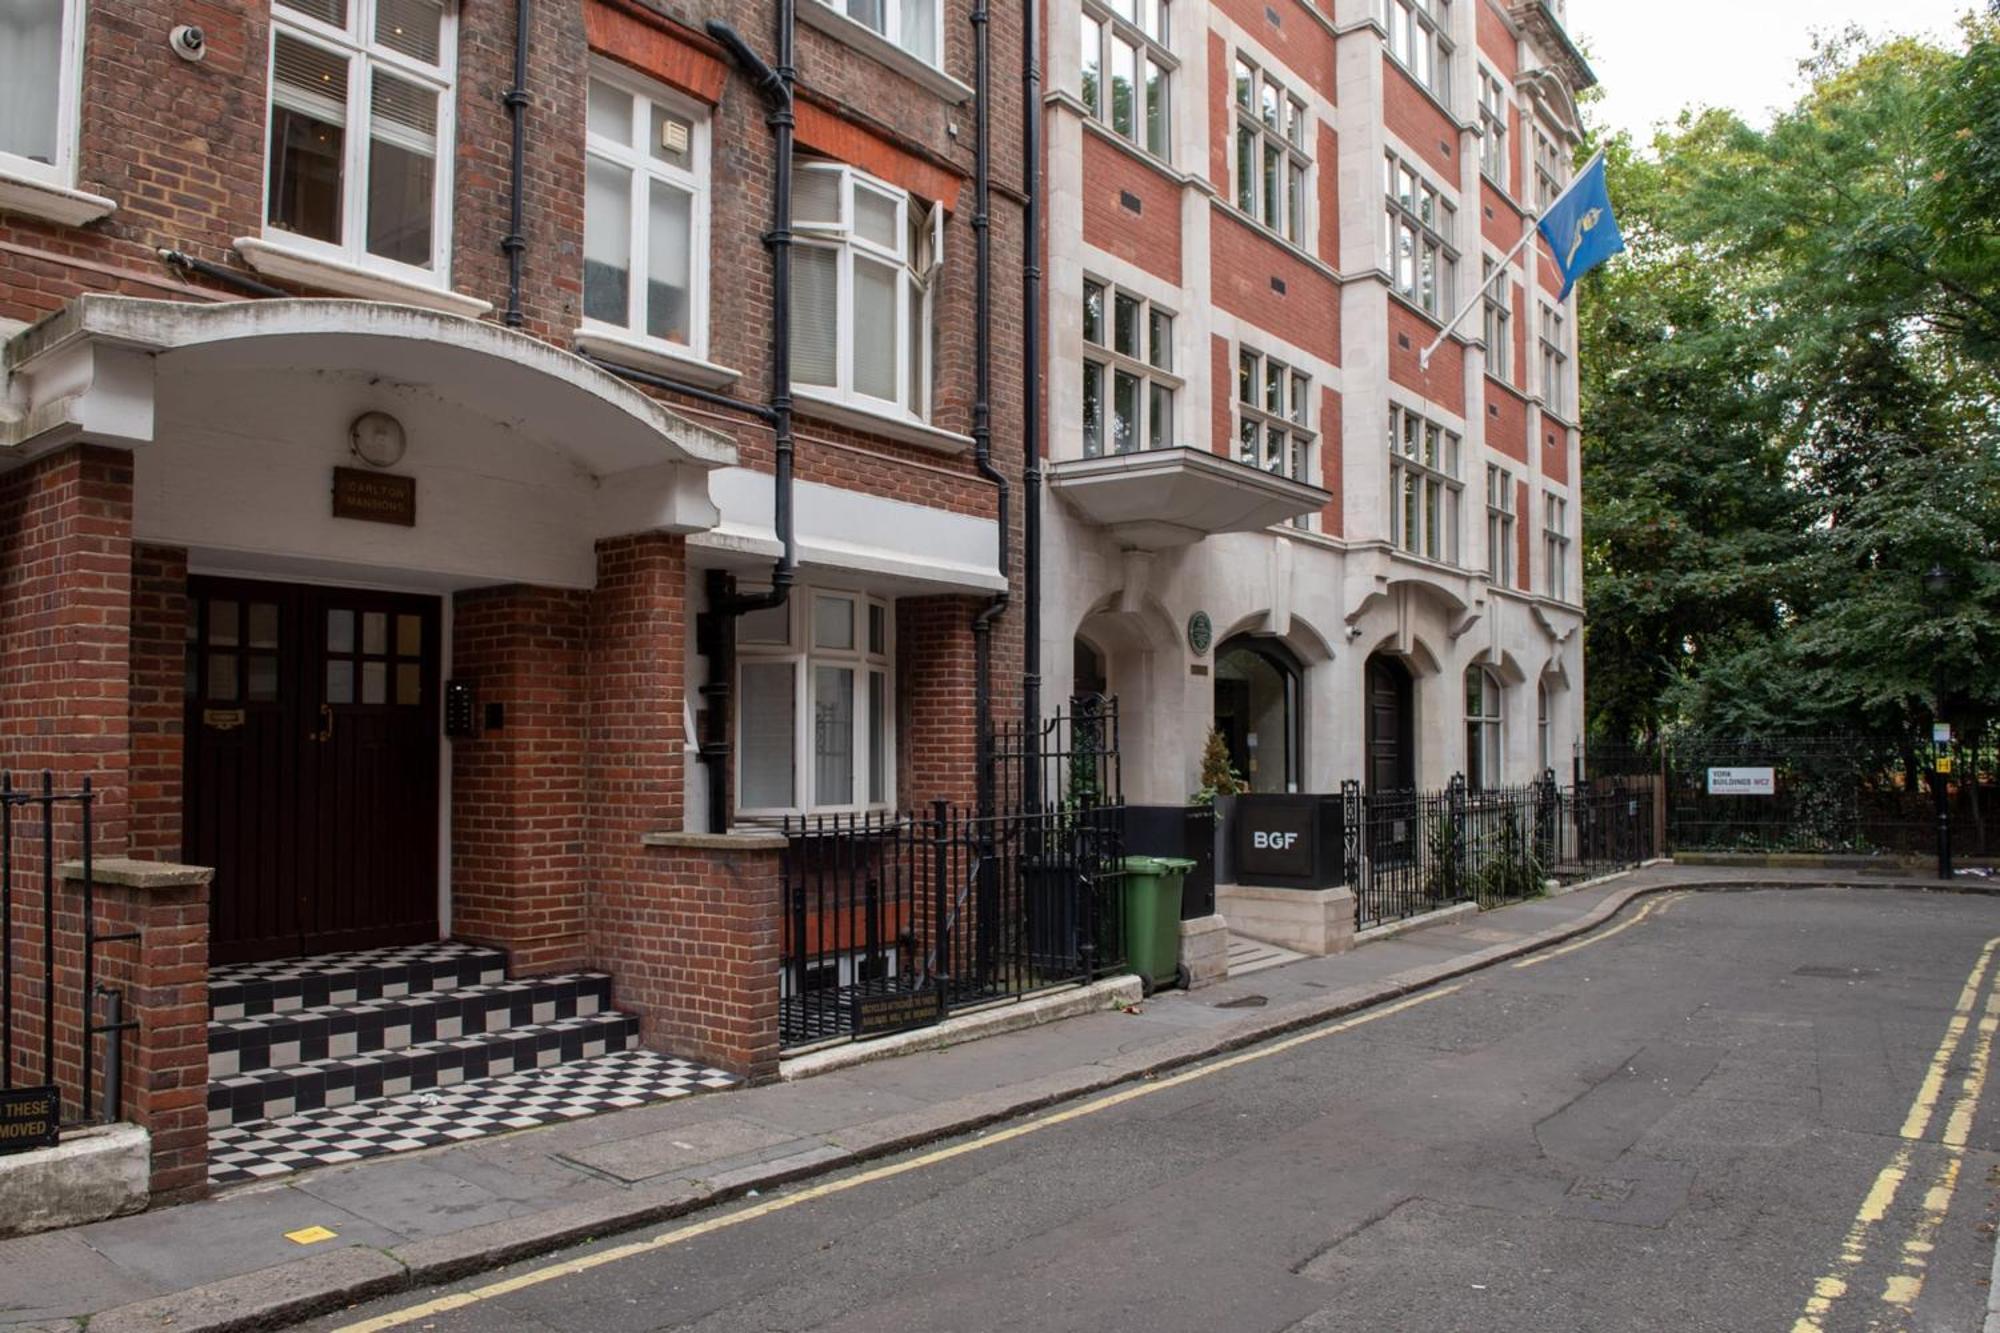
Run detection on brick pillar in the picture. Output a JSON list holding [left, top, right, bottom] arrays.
[[64, 861, 213, 1203], [897, 595, 982, 811], [449, 585, 590, 974], [129, 546, 188, 862], [1, 445, 134, 1113], [576, 537, 781, 1079]]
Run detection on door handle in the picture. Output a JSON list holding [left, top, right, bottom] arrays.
[[309, 703, 334, 743]]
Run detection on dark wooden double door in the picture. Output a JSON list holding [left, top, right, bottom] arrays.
[[185, 578, 442, 964]]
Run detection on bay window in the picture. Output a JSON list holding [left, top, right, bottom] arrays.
[[737, 588, 895, 816], [1, 0, 83, 186], [1388, 403, 1461, 563], [1233, 57, 1309, 244], [1080, 0, 1172, 160], [583, 69, 708, 356], [264, 0, 456, 279], [1384, 151, 1456, 318], [1082, 279, 1177, 456], [792, 161, 941, 421], [1236, 347, 1315, 526]]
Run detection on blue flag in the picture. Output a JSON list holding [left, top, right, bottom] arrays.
[[1535, 152, 1624, 301]]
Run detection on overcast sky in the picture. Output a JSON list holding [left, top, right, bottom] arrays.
[[1574, 1, 1977, 138]]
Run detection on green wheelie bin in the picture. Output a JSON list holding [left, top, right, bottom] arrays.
[[1120, 855, 1195, 994]]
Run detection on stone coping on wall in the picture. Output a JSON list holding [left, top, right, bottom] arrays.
[[639, 831, 788, 852], [58, 858, 215, 890]]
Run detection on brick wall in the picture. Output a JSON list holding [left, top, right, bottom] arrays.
[[449, 585, 591, 975], [897, 595, 982, 812], [1079, 133, 1182, 287], [1485, 380, 1528, 464], [128, 545, 187, 862], [1387, 299, 1464, 416], [1318, 386, 1344, 536], [1209, 210, 1340, 366], [1383, 63, 1457, 181]]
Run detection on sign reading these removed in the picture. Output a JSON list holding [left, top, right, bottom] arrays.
[[1707, 767, 1775, 796]]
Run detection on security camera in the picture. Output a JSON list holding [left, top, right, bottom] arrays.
[[170, 24, 206, 61]]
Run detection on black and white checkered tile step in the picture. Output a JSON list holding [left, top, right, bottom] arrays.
[[208, 973, 615, 1078], [208, 1050, 740, 1186], [209, 941, 507, 1021], [208, 1012, 641, 1129]]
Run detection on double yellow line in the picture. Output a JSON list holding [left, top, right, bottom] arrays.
[[1792, 935, 2000, 1331]]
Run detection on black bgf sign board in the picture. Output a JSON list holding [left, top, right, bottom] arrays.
[[0, 1086, 60, 1155], [1232, 794, 1344, 890]]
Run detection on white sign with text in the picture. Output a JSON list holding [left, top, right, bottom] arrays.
[[1707, 767, 1776, 796]]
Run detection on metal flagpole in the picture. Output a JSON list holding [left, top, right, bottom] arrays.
[[1417, 147, 1607, 371]]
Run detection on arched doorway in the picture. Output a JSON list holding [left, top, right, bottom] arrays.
[[1214, 636, 1303, 793], [1073, 634, 1108, 700], [1365, 653, 1414, 792]]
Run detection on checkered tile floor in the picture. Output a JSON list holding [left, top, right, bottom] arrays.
[[207, 1050, 740, 1186], [209, 941, 496, 988]]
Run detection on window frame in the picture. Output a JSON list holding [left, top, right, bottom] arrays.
[[814, 0, 943, 68], [1537, 681, 1551, 775], [1539, 301, 1569, 419], [1387, 403, 1462, 564], [1383, 151, 1457, 318], [1235, 345, 1316, 528], [581, 63, 711, 361], [261, 0, 459, 286], [1080, 0, 1174, 162], [1232, 56, 1311, 245], [1465, 665, 1502, 793], [1081, 278, 1180, 457], [1532, 124, 1567, 210], [735, 587, 897, 819], [1476, 66, 1508, 186], [1482, 257, 1511, 380], [1486, 463, 1516, 586], [1378, 0, 1452, 104], [0, 0, 87, 187], [1543, 491, 1570, 602], [792, 159, 942, 423]]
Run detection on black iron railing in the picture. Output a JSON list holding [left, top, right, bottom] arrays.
[[1345, 772, 1657, 928], [780, 799, 1126, 1049], [1583, 734, 1995, 858], [3, 771, 133, 1127], [991, 695, 1121, 813]]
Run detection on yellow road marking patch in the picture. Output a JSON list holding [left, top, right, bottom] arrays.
[[285, 1226, 339, 1245]]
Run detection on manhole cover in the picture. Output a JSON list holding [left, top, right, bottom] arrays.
[[1793, 965, 1878, 980], [1215, 994, 1269, 1008]]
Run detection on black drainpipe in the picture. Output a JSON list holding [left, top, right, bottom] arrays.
[[1018, 0, 1042, 810], [970, 0, 1010, 820], [696, 11, 799, 833], [157, 249, 287, 299], [501, 0, 531, 327]]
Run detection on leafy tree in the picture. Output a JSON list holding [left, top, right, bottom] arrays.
[[1582, 20, 2000, 746]]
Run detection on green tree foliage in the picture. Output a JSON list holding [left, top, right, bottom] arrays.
[[1583, 20, 2000, 746]]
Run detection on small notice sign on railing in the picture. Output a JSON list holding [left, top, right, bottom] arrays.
[[0, 1086, 60, 1155]]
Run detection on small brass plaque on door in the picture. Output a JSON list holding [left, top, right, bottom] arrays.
[[204, 708, 246, 731]]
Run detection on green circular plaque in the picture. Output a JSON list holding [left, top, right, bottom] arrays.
[[1187, 610, 1213, 657]]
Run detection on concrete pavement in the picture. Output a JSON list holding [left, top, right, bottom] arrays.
[[2, 865, 1992, 1332]]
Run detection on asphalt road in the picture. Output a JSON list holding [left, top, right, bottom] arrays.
[[305, 888, 2000, 1333]]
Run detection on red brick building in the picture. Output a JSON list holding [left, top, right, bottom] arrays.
[[2, 0, 1021, 1200], [1041, 0, 1591, 818]]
